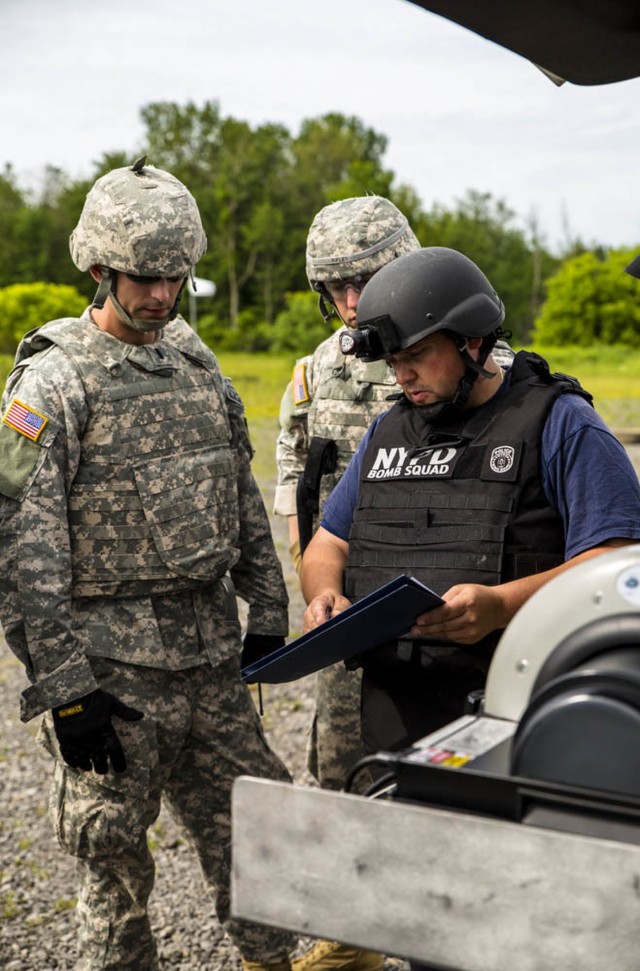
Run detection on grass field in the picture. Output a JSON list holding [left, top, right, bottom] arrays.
[[527, 345, 640, 429], [219, 345, 640, 431], [1, 343, 638, 464], [217, 344, 640, 489]]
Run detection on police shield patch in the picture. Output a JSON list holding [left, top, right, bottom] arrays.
[[489, 445, 514, 474]]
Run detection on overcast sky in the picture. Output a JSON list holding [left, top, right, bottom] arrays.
[[2, 0, 640, 253]]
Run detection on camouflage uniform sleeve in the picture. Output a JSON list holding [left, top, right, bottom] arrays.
[[273, 353, 315, 517], [0, 355, 99, 721], [224, 379, 289, 636]]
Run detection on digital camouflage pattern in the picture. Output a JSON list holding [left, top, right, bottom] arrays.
[[275, 328, 399, 791], [0, 309, 294, 968], [0, 312, 288, 721], [70, 159, 207, 277], [305, 195, 420, 284], [40, 656, 294, 969], [274, 328, 399, 519]]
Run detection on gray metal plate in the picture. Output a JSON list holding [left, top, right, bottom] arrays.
[[232, 777, 640, 970]]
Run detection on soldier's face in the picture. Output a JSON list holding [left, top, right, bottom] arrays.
[[115, 272, 185, 326], [386, 333, 467, 407], [325, 273, 375, 327], [89, 266, 187, 344]]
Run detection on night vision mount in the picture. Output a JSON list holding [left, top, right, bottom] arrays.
[[339, 315, 402, 361]]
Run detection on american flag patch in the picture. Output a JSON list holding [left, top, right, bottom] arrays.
[[3, 399, 49, 442], [292, 362, 310, 405]]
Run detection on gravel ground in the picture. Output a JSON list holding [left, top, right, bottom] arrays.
[[3, 441, 639, 970]]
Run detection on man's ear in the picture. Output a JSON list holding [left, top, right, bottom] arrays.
[[89, 265, 103, 283], [465, 336, 483, 360]]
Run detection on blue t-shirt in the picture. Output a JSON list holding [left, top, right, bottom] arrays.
[[321, 392, 640, 561]]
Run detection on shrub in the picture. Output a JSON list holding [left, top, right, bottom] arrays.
[[0, 282, 86, 353], [270, 290, 337, 355], [533, 249, 640, 346]]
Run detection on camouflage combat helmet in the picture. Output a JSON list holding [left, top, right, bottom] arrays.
[[305, 196, 420, 322], [70, 157, 207, 332]]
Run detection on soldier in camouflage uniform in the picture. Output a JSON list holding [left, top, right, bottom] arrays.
[[274, 197, 421, 808], [272, 198, 419, 971], [0, 159, 303, 971]]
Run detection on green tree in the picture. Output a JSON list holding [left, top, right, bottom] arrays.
[[288, 113, 401, 264], [3, 104, 594, 354], [270, 290, 336, 355], [0, 166, 26, 286], [211, 117, 292, 329], [20, 167, 84, 286], [0, 163, 101, 296], [139, 103, 404, 334], [140, 101, 295, 329], [0, 282, 87, 352], [533, 248, 640, 345], [415, 190, 558, 343]]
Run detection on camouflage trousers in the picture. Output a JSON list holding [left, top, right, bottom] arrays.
[[44, 656, 295, 970], [306, 662, 371, 793]]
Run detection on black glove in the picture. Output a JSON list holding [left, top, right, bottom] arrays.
[[52, 689, 144, 775], [241, 633, 285, 668]]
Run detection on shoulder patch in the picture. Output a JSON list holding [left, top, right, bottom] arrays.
[[0, 422, 49, 501], [3, 398, 49, 442], [292, 362, 310, 406]]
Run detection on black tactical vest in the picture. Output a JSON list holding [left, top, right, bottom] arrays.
[[344, 352, 591, 663]]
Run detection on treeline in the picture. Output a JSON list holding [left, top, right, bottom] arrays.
[[1, 100, 639, 354]]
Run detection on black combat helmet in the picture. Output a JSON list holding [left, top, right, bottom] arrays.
[[340, 246, 505, 362]]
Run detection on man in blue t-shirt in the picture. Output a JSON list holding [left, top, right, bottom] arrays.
[[300, 247, 640, 764]]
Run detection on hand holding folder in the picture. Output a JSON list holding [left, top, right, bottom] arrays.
[[241, 575, 444, 684]]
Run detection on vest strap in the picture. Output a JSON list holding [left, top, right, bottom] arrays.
[[297, 436, 338, 553]]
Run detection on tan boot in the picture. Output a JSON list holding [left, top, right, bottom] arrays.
[[292, 940, 384, 971], [242, 959, 293, 971]]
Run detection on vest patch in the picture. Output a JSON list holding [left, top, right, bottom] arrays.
[[364, 444, 461, 481], [490, 445, 514, 473], [3, 398, 48, 442], [292, 362, 310, 405], [482, 443, 523, 482]]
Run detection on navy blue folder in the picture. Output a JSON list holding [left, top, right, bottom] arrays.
[[241, 574, 444, 684]]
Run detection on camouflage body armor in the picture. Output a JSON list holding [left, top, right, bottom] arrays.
[[17, 316, 240, 599], [274, 197, 422, 793], [300, 331, 398, 529]]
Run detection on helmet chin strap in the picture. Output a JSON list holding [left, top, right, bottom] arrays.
[[92, 267, 185, 333], [409, 365, 478, 424], [316, 289, 336, 325], [458, 340, 497, 381], [402, 336, 497, 424]]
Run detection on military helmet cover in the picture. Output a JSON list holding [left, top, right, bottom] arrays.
[[69, 158, 207, 277], [346, 247, 505, 362], [305, 195, 420, 285]]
